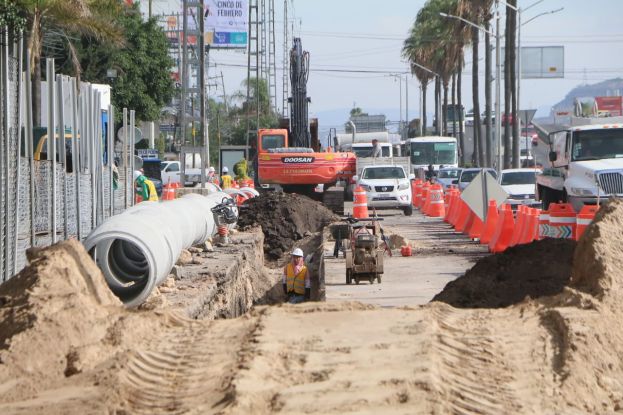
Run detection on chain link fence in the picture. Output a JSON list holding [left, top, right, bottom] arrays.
[[0, 32, 137, 281]]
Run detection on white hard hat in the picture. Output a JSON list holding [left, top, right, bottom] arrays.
[[133, 170, 141, 181], [222, 166, 229, 173], [208, 166, 215, 172], [291, 248, 304, 257]]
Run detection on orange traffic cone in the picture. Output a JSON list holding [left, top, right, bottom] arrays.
[[489, 204, 515, 253], [467, 212, 485, 240], [427, 184, 446, 217], [162, 183, 175, 201], [411, 179, 421, 207], [420, 182, 431, 213], [454, 200, 470, 232], [509, 206, 526, 247], [444, 189, 457, 223], [353, 186, 369, 219], [480, 200, 499, 245]]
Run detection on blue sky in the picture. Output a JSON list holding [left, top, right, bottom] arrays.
[[144, 0, 623, 128]]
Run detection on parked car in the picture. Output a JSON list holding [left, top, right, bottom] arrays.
[[435, 167, 462, 190], [353, 164, 415, 216], [498, 168, 541, 208], [457, 167, 497, 192]]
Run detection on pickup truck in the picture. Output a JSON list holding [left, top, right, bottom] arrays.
[[353, 164, 415, 216], [160, 160, 205, 187]]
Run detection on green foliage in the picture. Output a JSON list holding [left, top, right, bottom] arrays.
[[74, 4, 174, 122], [350, 107, 365, 117], [0, 1, 26, 36], [155, 134, 166, 158]]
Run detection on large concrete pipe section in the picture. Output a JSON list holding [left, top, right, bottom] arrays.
[[83, 192, 238, 307]]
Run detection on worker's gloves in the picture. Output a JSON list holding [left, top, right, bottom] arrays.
[[305, 288, 311, 300]]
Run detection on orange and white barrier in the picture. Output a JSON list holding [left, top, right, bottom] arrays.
[[548, 203, 576, 239], [353, 186, 369, 219], [575, 205, 599, 240]]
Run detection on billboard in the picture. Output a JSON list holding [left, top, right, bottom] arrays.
[[205, 0, 248, 48], [501, 46, 564, 79]]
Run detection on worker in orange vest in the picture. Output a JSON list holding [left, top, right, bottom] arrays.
[[282, 248, 311, 303]]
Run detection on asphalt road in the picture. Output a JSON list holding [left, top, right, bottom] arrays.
[[324, 205, 488, 307]]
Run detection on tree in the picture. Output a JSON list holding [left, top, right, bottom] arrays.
[[350, 107, 365, 117], [16, 0, 123, 126], [73, 4, 174, 122]]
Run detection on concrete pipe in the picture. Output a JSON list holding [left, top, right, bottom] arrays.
[[83, 192, 238, 307]]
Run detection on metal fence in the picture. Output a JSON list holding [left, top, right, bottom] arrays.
[[0, 32, 137, 281]]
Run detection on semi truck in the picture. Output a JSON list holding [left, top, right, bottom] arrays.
[[536, 119, 623, 211]]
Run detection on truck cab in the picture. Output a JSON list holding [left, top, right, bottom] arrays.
[[537, 123, 623, 210]]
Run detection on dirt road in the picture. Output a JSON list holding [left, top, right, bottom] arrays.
[[325, 207, 487, 306]]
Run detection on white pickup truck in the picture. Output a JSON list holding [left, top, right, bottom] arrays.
[[537, 121, 623, 211], [353, 163, 415, 216], [160, 160, 205, 187]]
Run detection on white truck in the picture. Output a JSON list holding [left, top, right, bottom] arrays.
[[536, 119, 623, 211], [401, 136, 459, 176], [335, 131, 393, 157], [160, 160, 206, 187], [353, 163, 415, 216]]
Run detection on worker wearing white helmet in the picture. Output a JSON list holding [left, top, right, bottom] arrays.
[[283, 248, 311, 303], [220, 166, 233, 189], [207, 166, 219, 185]]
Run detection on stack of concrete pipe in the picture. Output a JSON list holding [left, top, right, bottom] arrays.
[[83, 192, 237, 307]]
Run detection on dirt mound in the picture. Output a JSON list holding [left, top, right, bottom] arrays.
[[432, 238, 576, 308], [571, 199, 623, 299], [237, 192, 337, 261]]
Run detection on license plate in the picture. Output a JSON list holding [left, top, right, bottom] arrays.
[[378, 193, 390, 198]]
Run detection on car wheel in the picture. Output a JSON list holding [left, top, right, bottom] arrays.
[[403, 205, 413, 216]]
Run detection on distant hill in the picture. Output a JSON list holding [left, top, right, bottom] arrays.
[[552, 78, 623, 113]]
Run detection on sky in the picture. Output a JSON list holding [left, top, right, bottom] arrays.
[[143, 0, 623, 132]]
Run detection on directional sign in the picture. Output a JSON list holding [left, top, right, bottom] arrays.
[[117, 126, 143, 144], [518, 109, 537, 128], [461, 170, 508, 222]]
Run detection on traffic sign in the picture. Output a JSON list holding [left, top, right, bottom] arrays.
[[117, 126, 143, 144], [461, 170, 508, 222], [518, 109, 537, 127]]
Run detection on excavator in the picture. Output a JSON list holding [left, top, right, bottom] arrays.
[[256, 38, 355, 214]]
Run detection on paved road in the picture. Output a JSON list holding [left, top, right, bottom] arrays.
[[324, 206, 488, 307]]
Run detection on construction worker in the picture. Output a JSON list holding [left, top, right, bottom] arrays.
[[134, 170, 149, 202], [221, 166, 234, 189], [207, 166, 219, 185], [282, 248, 311, 304], [370, 139, 382, 158]]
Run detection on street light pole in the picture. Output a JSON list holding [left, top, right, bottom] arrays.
[[495, 1, 502, 172]]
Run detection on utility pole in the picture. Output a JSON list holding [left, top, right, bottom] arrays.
[[245, 0, 260, 162], [199, 2, 208, 187], [268, 0, 277, 113], [149, 0, 152, 18], [405, 73, 409, 138]]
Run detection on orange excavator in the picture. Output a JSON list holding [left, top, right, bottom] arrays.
[[256, 38, 355, 214]]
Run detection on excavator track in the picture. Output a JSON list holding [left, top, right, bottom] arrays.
[[323, 186, 345, 215]]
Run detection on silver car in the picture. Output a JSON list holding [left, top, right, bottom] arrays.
[[434, 167, 462, 190], [458, 168, 497, 191]]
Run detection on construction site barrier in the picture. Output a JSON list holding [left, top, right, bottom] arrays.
[[353, 186, 369, 219], [420, 182, 431, 213], [548, 203, 576, 239], [480, 200, 499, 245], [489, 204, 515, 253], [411, 179, 422, 207], [83, 192, 238, 307], [427, 185, 446, 218], [575, 205, 599, 240], [539, 210, 550, 239]]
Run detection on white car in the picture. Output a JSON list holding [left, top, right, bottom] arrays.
[[354, 165, 414, 216], [499, 168, 541, 208]]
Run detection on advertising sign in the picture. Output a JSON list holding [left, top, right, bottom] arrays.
[[205, 0, 248, 48]]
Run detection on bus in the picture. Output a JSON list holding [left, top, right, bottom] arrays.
[[402, 136, 458, 174]]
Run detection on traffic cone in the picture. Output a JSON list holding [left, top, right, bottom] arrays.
[[427, 184, 446, 217], [456, 203, 473, 233], [353, 186, 369, 219], [444, 189, 457, 223], [414, 181, 424, 208], [480, 200, 499, 245], [454, 200, 470, 232], [449, 192, 463, 226], [467, 212, 485, 240], [411, 179, 421, 207], [528, 208, 541, 242], [162, 183, 175, 201], [489, 204, 515, 253], [575, 205, 599, 241], [509, 206, 526, 247], [421, 182, 431, 213]]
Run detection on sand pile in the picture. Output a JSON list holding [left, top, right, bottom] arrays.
[[237, 192, 337, 261], [433, 238, 576, 308]]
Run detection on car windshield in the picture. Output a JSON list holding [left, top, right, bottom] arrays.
[[362, 167, 405, 180], [438, 169, 460, 179], [461, 170, 496, 183], [353, 146, 391, 158], [501, 172, 536, 185], [572, 129, 623, 161], [160, 162, 168, 171]]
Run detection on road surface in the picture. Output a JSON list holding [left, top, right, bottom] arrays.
[[324, 206, 488, 307]]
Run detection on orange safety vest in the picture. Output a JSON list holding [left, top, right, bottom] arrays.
[[285, 263, 307, 295]]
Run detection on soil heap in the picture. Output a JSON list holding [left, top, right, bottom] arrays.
[[432, 238, 576, 308], [237, 192, 337, 261]]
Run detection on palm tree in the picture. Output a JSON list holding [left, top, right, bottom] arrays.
[[17, 0, 123, 125]]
